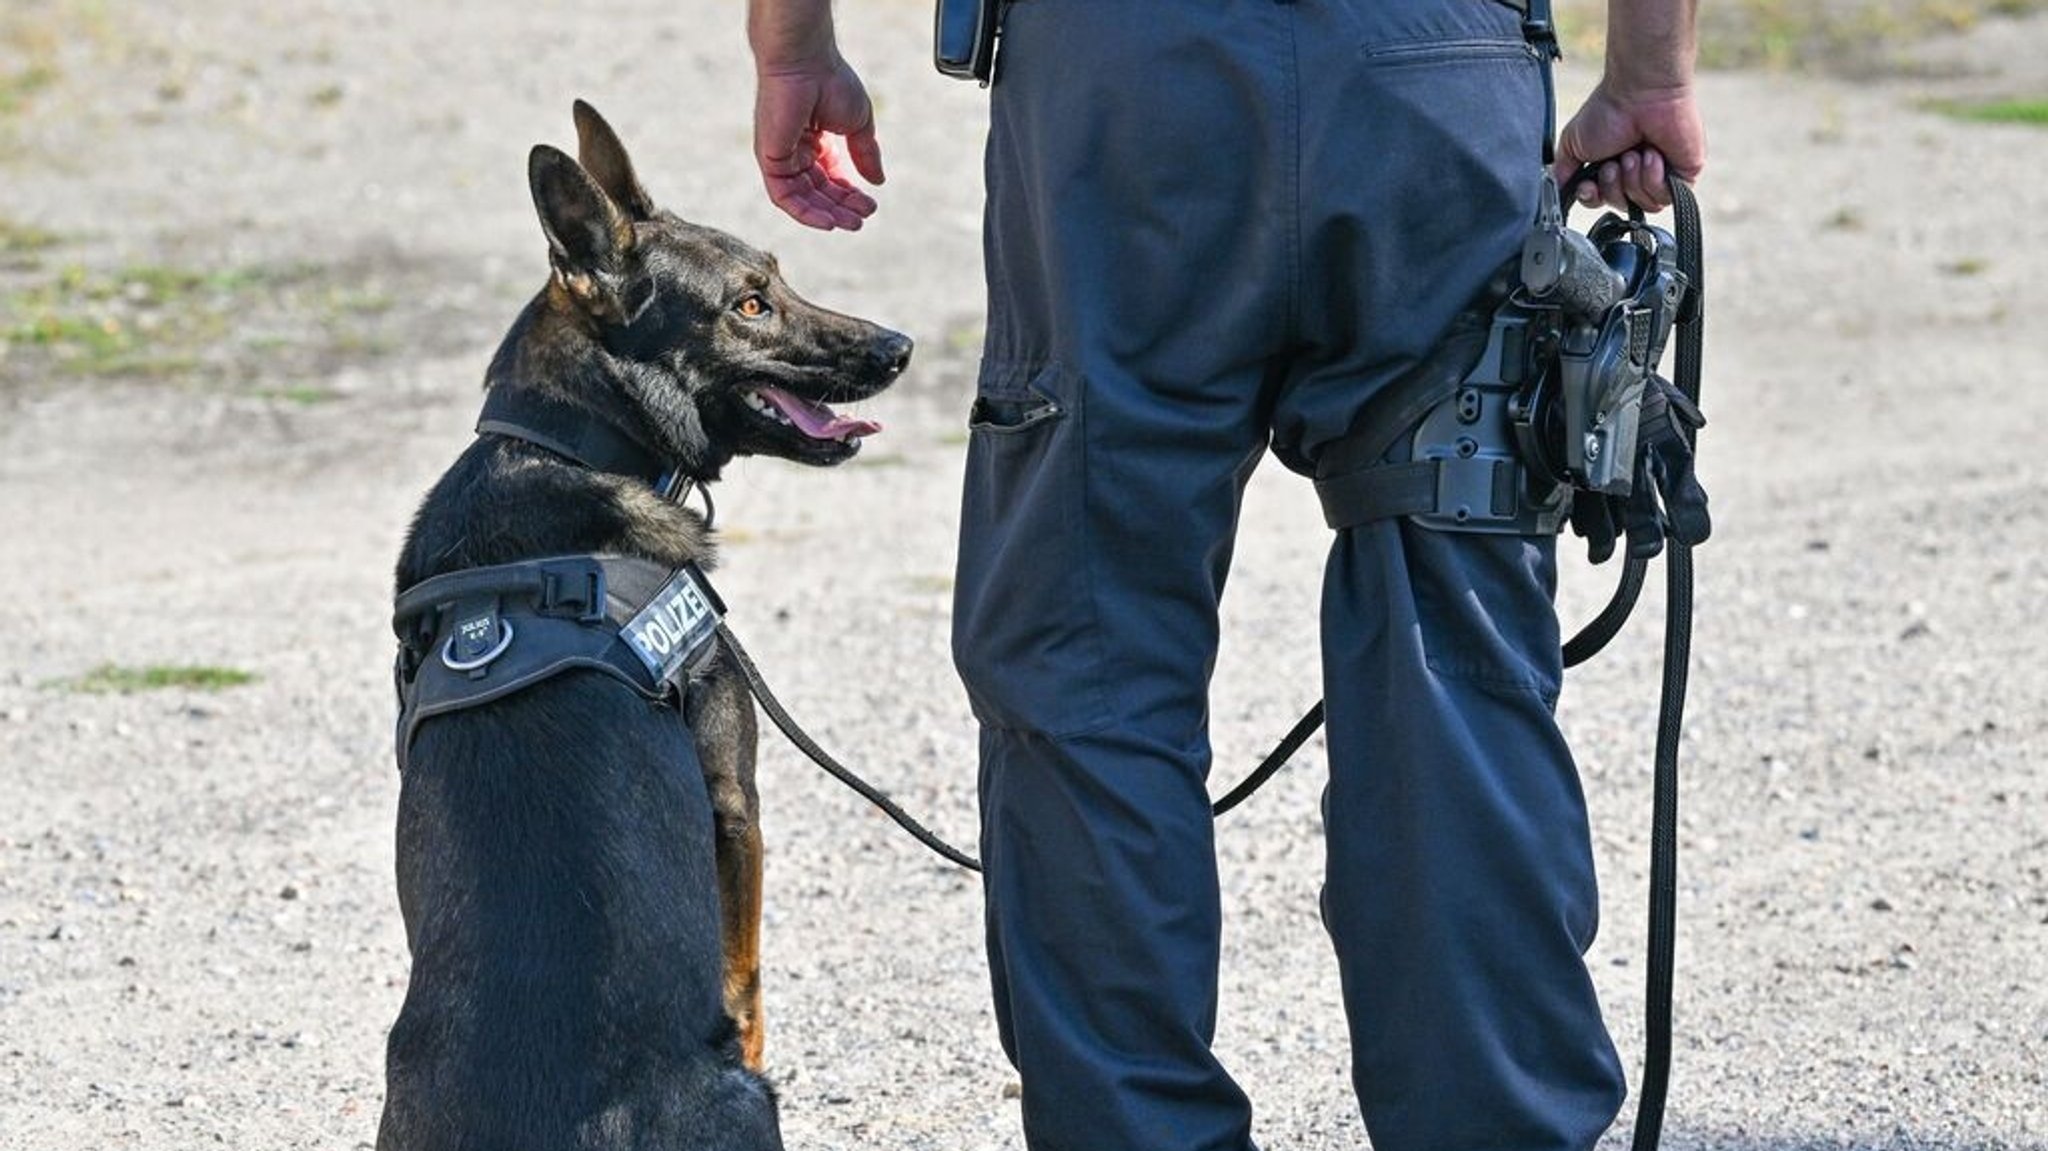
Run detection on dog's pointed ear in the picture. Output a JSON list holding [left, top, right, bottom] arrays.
[[530, 144, 635, 316], [573, 100, 656, 221]]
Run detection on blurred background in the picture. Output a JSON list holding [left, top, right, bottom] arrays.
[[1, 1, 2043, 1148]]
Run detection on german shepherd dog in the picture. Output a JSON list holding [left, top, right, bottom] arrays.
[[378, 102, 909, 1150]]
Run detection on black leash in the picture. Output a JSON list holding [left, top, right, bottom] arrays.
[[1631, 171, 1703, 1151], [723, 639, 1347, 871], [716, 623, 986, 873]]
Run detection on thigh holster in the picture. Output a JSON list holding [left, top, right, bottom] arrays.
[[1314, 292, 1568, 537]]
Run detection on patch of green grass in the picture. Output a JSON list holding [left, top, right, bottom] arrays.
[[904, 574, 955, 594], [258, 385, 341, 405], [9, 310, 128, 355], [2, 250, 439, 392], [0, 61, 55, 115], [1939, 256, 1990, 276], [0, 217, 60, 254], [0, 0, 71, 119], [324, 327, 396, 357], [324, 286, 395, 315], [1561, 0, 2048, 74], [2, 261, 327, 382], [48, 663, 257, 694], [1929, 98, 2048, 126]]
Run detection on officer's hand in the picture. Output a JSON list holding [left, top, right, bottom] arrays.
[[753, 55, 885, 231], [1553, 81, 1704, 213]]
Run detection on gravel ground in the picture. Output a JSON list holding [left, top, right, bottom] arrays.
[[1, 1, 2044, 1149]]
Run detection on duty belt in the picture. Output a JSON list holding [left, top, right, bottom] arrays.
[[390, 554, 726, 770]]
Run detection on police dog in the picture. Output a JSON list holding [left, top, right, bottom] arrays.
[[378, 102, 909, 1151]]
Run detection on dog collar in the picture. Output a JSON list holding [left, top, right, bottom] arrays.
[[477, 386, 673, 490]]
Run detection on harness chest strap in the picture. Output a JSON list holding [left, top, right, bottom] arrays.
[[390, 555, 727, 769]]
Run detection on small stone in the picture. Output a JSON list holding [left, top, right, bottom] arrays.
[[1001, 1081, 1023, 1100], [1899, 620, 1932, 642], [1870, 897, 1894, 912], [279, 884, 300, 901]]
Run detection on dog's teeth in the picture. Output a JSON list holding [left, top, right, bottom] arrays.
[[745, 391, 794, 425]]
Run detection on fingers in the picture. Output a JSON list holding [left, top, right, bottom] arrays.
[[1625, 149, 1671, 211], [846, 121, 886, 187], [764, 160, 872, 231], [1565, 148, 1672, 213]]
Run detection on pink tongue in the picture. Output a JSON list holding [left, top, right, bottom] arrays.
[[757, 386, 883, 441]]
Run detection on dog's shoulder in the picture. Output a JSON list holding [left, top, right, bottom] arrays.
[[396, 437, 715, 592]]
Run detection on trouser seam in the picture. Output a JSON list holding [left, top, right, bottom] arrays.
[[1281, 3, 1302, 348]]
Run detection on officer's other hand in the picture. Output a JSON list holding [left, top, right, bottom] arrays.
[[1553, 81, 1704, 213], [753, 55, 885, 231]]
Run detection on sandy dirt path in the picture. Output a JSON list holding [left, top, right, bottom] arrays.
[[1, 1, 2044, 1148]]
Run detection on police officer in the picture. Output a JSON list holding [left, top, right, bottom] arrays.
[[746, 1, 1704, 1148]]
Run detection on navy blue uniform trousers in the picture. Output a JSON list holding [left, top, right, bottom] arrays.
[[951, 2, 1628, 1148]]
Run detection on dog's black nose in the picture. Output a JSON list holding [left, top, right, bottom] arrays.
[[871, 332, 914, 379]]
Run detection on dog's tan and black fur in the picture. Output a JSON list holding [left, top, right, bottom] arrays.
[[378, 102, 908, 1151]]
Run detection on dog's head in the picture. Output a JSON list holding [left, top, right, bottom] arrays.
[[522, 101, 910, 472]]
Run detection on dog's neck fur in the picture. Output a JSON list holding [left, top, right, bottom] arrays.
[[395, 293, 720, 594], [487, 289, 734, 485]]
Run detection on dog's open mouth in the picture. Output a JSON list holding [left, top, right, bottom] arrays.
[[742, 386, 883, 444]]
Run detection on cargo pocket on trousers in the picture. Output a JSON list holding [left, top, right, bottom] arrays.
[[1407, 526, 1565, 708], [952, 363, 1114, 737]]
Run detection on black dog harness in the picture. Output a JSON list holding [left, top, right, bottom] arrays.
[[390, 388, 725, 771], [391, 554, 726, 770]]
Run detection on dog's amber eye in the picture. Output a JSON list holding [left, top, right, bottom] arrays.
[[735, 294, 771, 320]]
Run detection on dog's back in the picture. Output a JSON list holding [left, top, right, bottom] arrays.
[[379, 440, 782, 1151]]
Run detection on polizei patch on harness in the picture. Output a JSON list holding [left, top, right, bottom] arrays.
[[622, 565, 725, 684]]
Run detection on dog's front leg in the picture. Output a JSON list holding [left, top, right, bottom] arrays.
[[688, 659, 767, 1070]]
